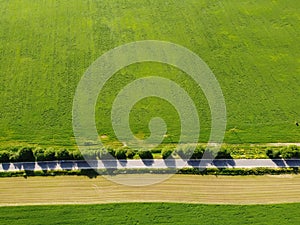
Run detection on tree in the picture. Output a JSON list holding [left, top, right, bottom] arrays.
[[18, 147, 35, 162], [44, 148, 56, 161], [72, 151, 84, 160], [138, 149, 153, 160], [99, 147, 116, 160], [107, 147, 116, 158], [216, 148, 232, 159], [115, 149, 127, 160], [125, 149, 136, 159], [162, 148, 173, 159], [266, 148, 281, 159], [55, 149, 71, 160], [34, 148, 46, 161], [191, 146, 204, 159], [279, 145, 300, 159], [266, 148, 274, 159], [288, 145, 299, 158], [9, 153, 19, 163], [176, 146, 194, 159], [273, 150, 281, 159], [81, 150, 97, 160], [0, 151, 10, 163]]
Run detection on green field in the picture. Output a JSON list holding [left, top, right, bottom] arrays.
[[1, 1, 300, 224], [0, 0, 299, 149], [0, 203, 300, 224]]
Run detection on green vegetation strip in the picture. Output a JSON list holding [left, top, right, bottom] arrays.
[[0, 203, 300, 224]]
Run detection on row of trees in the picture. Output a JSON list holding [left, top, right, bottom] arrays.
[[98, 148, 153, 160], [0, 147, 84, 163], [266, 145, 300, 159], [1, 145, 300, 163], [0, 147, 155, 163], [0, 146, 234, 163], [174, 146, 232, 160]]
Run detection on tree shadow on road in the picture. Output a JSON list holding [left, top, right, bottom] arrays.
[[141, 159, 154, 166], [1, 163, 11, 171], [163, 158, 176, 168]]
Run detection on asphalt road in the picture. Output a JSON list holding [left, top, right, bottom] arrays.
[[1, 159, 300, 172]]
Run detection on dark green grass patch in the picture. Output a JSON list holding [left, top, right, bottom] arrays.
[[0, 203, 300, 225]]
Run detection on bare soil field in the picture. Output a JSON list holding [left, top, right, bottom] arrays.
[[1, 174, 300, 206]]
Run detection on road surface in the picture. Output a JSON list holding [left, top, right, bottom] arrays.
[[1, 159, 299, 172]]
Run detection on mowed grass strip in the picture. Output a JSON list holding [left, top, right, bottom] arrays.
[[1, 175, 300, 205], [0, 203, 300, 225]]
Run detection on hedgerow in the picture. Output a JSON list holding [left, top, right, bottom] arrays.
[[0, 144, 298, 163]]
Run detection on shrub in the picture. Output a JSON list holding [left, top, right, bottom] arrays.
[[162, 148, 173, 159], [55, 149, 72, 160], [138, 149, 153, 160], [44, 148, 56, 161], [0, 151, 10, 163], [18, 147, 35, 162], [115, 149, 127, 160]]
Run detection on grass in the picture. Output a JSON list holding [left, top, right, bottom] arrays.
[[0, 0, 299, 148], [1, 175, 300, 205], [0, 203, 300, 224]]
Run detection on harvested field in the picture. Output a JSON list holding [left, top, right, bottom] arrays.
[[1, 174, 300, 206]]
